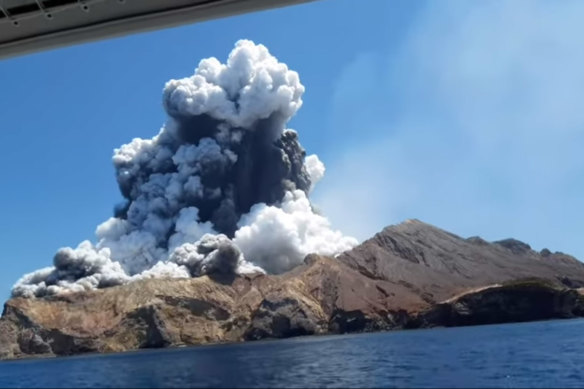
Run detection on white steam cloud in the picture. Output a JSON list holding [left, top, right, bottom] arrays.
[[12, 40, 357, 298]]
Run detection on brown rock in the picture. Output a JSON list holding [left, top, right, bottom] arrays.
[[3, 220, 584, 360], [338, 219, 584, 303], [414, 279, 584, 327]]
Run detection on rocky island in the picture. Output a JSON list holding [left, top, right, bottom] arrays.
[[2, 219, 584, 360], [3, 41, 583, 362]]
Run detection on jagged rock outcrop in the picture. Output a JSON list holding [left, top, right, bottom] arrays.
[[3, 219, 584, 360], [0, 255, 423, 360], [414, 280, 584, 327]]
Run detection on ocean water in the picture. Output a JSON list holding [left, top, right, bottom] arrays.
[[1, 319, 583, 388]]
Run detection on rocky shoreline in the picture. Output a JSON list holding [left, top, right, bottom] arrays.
[[3, 220, 584, 360]]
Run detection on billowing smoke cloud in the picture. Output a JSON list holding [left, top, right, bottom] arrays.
[[12, 40, 357, 298]]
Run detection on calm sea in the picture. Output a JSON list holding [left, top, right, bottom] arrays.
[[1, 319, 583, 388]]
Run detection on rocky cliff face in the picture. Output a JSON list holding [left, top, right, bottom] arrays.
[[414, 280, 584, 328], [3, 220, 584, 360], [0, 255, 423, 360], [338, 219, 584, 303]]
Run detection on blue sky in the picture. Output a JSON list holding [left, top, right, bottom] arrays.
[[1, 0, 583, 297]]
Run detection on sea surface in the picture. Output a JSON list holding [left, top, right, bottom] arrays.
[[1, 319, 583, 388]]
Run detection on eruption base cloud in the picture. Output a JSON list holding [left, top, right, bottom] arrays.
[[13, 40, 357, 298]]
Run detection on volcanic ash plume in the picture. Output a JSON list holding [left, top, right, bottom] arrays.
[[12, 40, 357, 298]]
